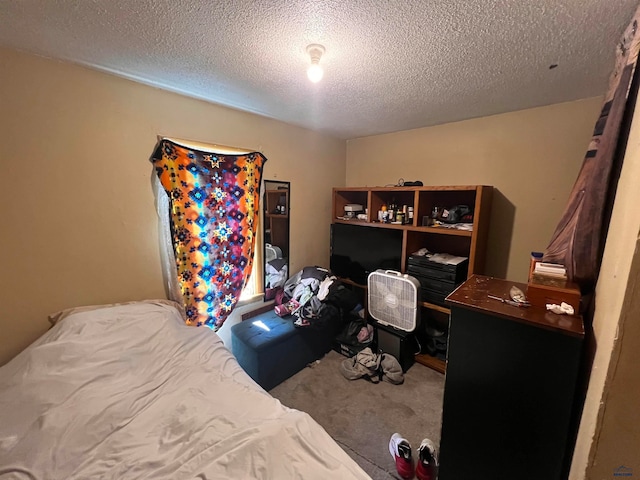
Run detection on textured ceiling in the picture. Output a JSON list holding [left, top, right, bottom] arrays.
[[0, 0, 637, 139]]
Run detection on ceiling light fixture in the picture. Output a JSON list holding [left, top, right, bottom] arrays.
[[306, 44, 325, 83]]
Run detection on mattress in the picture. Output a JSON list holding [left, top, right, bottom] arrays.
[[0, 301, 369, 480]]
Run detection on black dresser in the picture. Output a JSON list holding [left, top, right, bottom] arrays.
[[438, 275, 584, 480]]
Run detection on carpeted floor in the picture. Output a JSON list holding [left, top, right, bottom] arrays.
[[269, 350, 445, 479]]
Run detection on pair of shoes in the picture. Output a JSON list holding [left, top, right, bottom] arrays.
[[389, 433, 439, 480], [389, 433, 414, 479], [416, 438, 439, 480]]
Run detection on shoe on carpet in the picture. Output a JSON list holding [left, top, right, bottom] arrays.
[[389, 433, 414, 479], [415, 438, 439, 480]]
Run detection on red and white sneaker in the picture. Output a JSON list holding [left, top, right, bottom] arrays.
[[415, 438, 439, 480], [389, 433, 414, 479]]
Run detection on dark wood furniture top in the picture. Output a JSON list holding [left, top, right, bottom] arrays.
[[446, 274, 584, 338]]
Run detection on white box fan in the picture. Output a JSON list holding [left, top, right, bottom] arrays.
[[367, 270, 420, 332], [265, 243, 283, 263]]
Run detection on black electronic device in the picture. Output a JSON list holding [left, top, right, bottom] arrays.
[[407, 255, 469, 282], [376, 323, 415, 372], [330, 223, 402, 284], [407, 254, 469, 307]]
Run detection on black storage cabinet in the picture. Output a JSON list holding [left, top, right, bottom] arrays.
[[438, 275, 584, 480]]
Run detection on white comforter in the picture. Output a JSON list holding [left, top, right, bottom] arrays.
[[0, 301, 369, 479]]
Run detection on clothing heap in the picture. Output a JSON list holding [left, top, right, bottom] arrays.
[[275, 266, 367, 334], [265, 258, 288, 290], [340, 347, 405, 385]]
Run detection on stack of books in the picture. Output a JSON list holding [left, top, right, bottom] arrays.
[[532, 262, 567, 287]]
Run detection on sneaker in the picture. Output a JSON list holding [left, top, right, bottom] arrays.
[[389, 433, 414, 479], [415, 438, 439, 480]]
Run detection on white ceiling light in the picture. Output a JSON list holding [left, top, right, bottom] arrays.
[[306, 44, 325, 83]]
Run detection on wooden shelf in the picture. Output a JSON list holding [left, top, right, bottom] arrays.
[[339, 277, 367, 289], [409, 226, 473, 237], [333, 218, 473, 236], [420, 301, 451, 315], [333, 219, 404, 229], [264, 186, 289, 258], [332, 185, 493, 375], [415, 354, 446, 374]]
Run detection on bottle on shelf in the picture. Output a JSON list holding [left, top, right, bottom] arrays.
[[388, 199, 396, 223], [379, 204, 388, 223]]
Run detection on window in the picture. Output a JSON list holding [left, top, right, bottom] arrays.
[[153, 136, 266, 327]]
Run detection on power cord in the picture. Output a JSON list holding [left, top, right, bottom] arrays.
[[387, 178, 423, 187], [413, 334, 422, 355]]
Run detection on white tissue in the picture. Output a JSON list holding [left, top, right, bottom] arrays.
[[546, 302, 575, 315]]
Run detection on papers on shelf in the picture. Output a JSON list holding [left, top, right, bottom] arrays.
[[431, 220, 474, 231], [425, 253, 469, 265]]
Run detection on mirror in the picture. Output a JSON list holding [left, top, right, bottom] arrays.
[[263, 180, 290, 299]]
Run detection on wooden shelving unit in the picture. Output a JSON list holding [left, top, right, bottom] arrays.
[[415, 353, 446, 374], [331, 185, 493, 373], [264, 189, 289, 258]]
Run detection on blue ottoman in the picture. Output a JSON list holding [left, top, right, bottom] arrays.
[[230, 310, 334, 391]]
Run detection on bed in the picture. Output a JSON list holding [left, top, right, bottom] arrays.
[[0, 300, 369, 479]]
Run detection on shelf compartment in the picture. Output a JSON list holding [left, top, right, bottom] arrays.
[[403, 230, 472, 272], [409, 226, 472, 237], [333, 189, 369, 221], [415, 354, 446, 374], [370, 189, 417, 225], [416, 189, 477, 226]]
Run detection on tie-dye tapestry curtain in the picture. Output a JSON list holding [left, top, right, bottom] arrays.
[[151, 139, 266, 329]]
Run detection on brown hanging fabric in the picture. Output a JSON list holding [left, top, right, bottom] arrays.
[[543, 7, 640, 294]]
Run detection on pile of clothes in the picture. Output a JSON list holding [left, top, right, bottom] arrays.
[[264, 258, 288, 292], [273, 266, 374, 348], [340, 347, 404, 385]]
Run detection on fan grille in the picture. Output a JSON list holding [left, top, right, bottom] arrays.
[[265, 244, 282, 263], [367, 270, 419, 332]]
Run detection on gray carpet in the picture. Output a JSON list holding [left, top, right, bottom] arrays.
[[269, 351, 445, 479]]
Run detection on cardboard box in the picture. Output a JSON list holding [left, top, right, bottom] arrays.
[[527, 277, 581, 312]]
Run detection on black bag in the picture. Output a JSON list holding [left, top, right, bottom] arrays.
[[335, 315, 368, 346], [325, 281, 361, 312], [440, 205, 472, 224]]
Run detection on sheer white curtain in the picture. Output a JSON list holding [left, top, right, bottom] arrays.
[[152, 174, 183, 305]]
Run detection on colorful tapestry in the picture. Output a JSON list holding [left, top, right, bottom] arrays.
[[151, 139, 266, 329]]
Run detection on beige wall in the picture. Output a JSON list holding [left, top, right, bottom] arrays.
[[570, 92, 640, 479], [0, 47, 346, 365], [346, 97, 603, 282]]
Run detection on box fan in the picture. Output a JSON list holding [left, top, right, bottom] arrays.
[[265, 243, 283, 263], [367, 270, 420, 332]]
